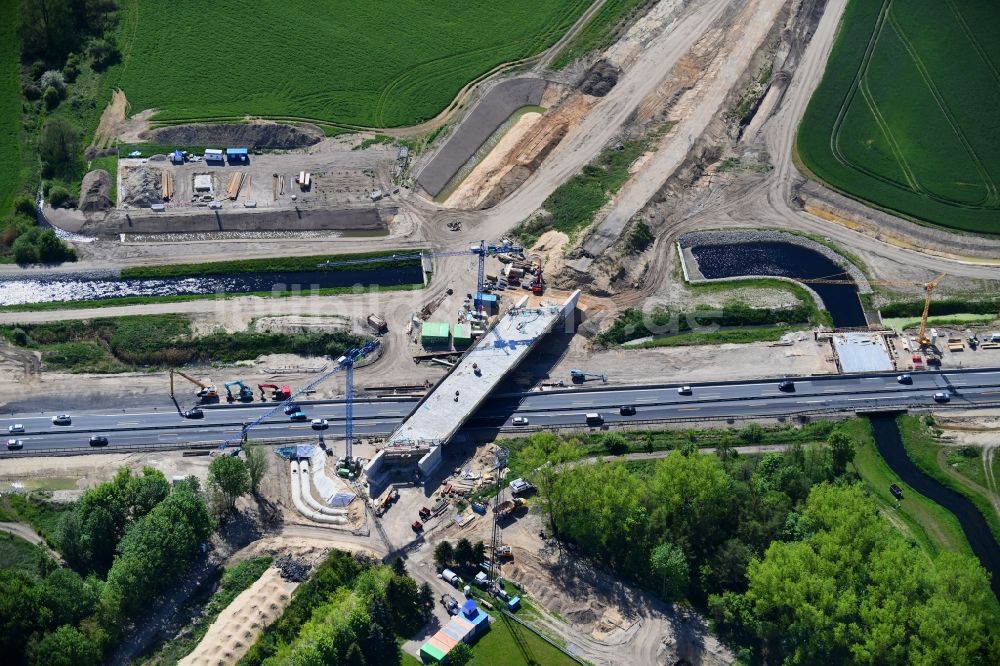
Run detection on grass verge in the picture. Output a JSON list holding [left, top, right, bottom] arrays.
[[550, 0, 652, 69], [0, 532, 52, 576], [0, 492, 74, 550], [898, 415, 1000, 544], [844, 417, 972, 557], [470, 612, 577, 666], [630, 324, 806, 348]]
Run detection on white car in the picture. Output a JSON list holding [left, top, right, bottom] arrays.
[[52, 414, 72, 425], [512, 417, 529, 426], [677, 386, 692, 395], [6, 438, 23, 450], [311, 418, 329, 429], [8, 424, 24, 434]]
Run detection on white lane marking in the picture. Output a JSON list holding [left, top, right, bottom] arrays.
[[635, 398, 657, 403], [798, 400, 824, 403], [117, 422, 140, 426], [678, 407, 700, 412]]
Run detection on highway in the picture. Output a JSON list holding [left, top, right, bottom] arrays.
[[3, 368, 1000, 455]]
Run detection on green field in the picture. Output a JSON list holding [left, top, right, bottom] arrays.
[[114, 0, 591, 130], [797, 0, 1000, 234], [0, 0, 22, 217]]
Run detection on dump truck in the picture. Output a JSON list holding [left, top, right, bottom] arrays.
[[494, 497, 526, 518]]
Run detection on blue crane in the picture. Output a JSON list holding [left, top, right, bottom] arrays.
[[317, 242, 523, 309], [219, 339, 381, 453]]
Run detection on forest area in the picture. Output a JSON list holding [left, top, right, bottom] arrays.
[[513, 426, 1000, 664]]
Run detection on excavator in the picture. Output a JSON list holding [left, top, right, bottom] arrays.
[[170, 369, 219, 402], [257, 383, 292, 401], [224, 380, 255, 403], [798, 273, 946, 347]]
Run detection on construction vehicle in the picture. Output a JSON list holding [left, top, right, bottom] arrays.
[[257, 383, 291, 401], [494, 497, 526, 519], [170, 370, 219, 402], [797, 273, 946, 347], [419, 506, 432, 520], [493, 545, 513, 559], [223, 380, 254, 403], [571, 369, 607, 383]]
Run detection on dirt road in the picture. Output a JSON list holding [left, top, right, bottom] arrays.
[[0, 521, 64, 563]]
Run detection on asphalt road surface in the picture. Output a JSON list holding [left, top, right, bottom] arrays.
[[3, 369, 999, 455]]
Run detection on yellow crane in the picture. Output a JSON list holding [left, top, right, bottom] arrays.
[[796, 272, 946, 347], [170, 369, 219, 400]]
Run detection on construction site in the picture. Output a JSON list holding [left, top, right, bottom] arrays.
[[5, 0, 1000, 665]]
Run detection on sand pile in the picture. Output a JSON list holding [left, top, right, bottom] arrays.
[[121, 166, 162, 207], [179, 566, 294, 666]]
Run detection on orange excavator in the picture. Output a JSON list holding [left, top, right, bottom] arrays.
[[170, 370, 219, 402], [257, 383, 292, 401]]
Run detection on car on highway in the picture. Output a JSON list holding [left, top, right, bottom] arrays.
[[512, 416, 529, 426], [778, 380, 795, 392], [896, 374, 912, 384], [933, 392, 950, 403], [183, 408, 204, 419], [311, 418, 329, 429], [89, 435, 109, 447], [619, 405, 636, 416], [677, 386, 692, 395], [585, 413, 603, 425], [52, 414, 72, 425], [8, 424, 24, 434], [289, 411, 308, 421], [283, 403, 302, 415], [6, 438, 23, 450]]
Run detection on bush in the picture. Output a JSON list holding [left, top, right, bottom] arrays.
[[604, 433, 629, 455], [86, 38, 118, 70], [627, 220, 654, 253], [63, 54, 81, 82], [13, 235, 40, 264], [39, 70, 66, 93], [23, 82, 41, 100], [13, 195, 37, 218], [43, 86, 61, 110], [48, 185, 72, 208]]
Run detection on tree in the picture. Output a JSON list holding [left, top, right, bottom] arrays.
[[828, 431, 856, 477], [243, 441, 269, 494], [449, 643, 473, 666], [344, 642, 366, 666], [518, 432, 581, 536], [418, 581, 434, 614], [454, 538, 474, 568], [39, 70, 65, 93], [360, 622, 398, 666], [13, 233, 40, 264], [38, 568, 99, 627], [39, 117, 80, 179], [433, 540, 453, 570], [26, 624, 100, 666], [47, 186, 72, 207], [472, 540, 486, 564], [208, 455, 250, 511], [385, 575, 421, 634], [391, 556, 407, 577], [649, 542, 689, 601]]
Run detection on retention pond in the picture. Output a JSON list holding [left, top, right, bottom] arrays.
[[869, 413, 1000, 599], [0, 265, 424, 306], [690, 242, 865, 328]]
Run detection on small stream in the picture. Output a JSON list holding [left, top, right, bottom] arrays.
[[869, 414, 1000, 599], [690, 242, 866, 328], [0, 265, 424, 306]]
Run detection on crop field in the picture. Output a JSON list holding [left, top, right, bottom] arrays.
[[797, 0, 1000, 234], [114, 0, 590, 131]]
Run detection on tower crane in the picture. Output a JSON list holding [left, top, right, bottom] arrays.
[[169, 369, 218, 401], [796, 272, 946, 347], [317, 241, 523, 310]]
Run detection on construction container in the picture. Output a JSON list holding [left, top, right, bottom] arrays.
[[204, 148, 224, 162], [421, 321, 451, 347], [507, 596, 521, 611], [431, 632, 458, 652], [476, 293, 498, 314], [419, 642, 446, 663], [452, 323, 472, 349], [452, 616, 475, 638]]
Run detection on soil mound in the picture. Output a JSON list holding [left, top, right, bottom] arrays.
[[146, 122, 324, 149], [579, 61, 620, 97], [121, 166, 162, 207], [79, 169, 113, 213]]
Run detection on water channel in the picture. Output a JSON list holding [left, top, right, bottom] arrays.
[[0, 265, 425, 306], [690, 242, 866, 328], [869, 414, 1000, 599]]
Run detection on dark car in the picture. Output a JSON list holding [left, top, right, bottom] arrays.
[[89, 435, 109, 447], [889, 483, 904, 500], [896, 374, 913, 384], [619, 405, 636, 416], [933, 392, 950, 403], [283, 403, 302, 415], [289, 411, 308, 421], [778, 380, 795, 392], [183, 407, 204, 419]]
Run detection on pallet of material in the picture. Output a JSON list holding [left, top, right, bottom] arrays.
[[948, 344, 965, 352], [161, 171, 174, 200], [980, 342, 1000, 349], [226, 172, 245, 200]]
